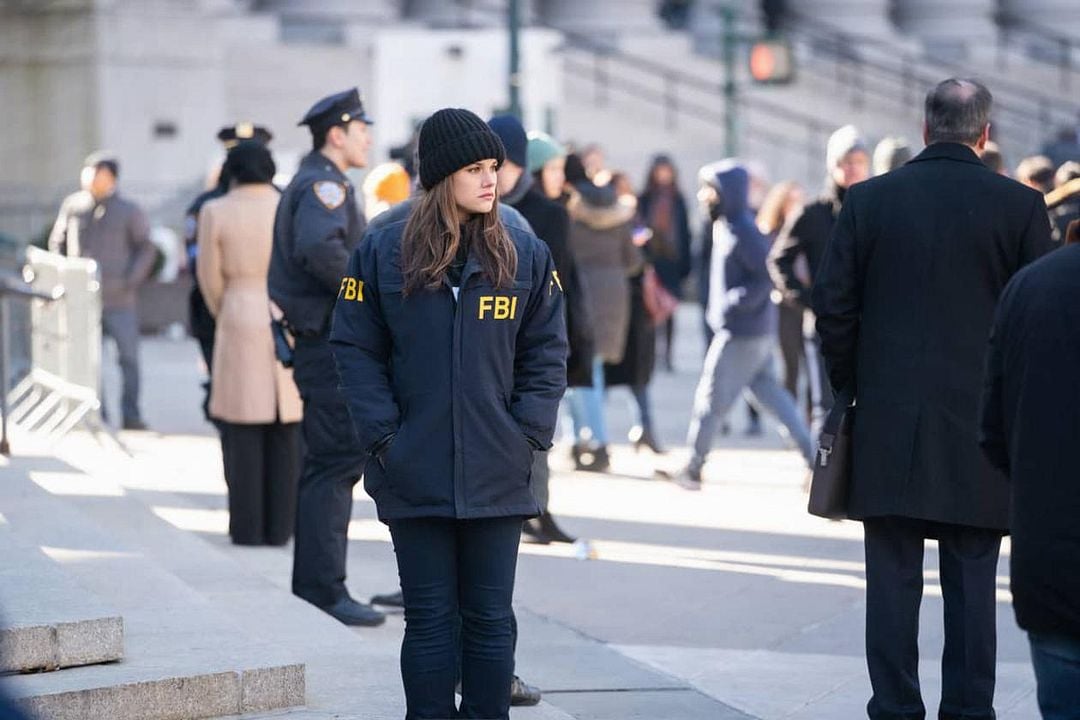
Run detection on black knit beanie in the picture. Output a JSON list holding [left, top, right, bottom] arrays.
[[418, 108, 506, 190]]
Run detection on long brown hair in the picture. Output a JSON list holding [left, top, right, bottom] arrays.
[[756, 181, 801, 236], [401, 177, 517, 294]]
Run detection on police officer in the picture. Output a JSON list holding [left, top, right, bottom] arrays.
[[330, 108, 567, 720], [185, 123, 273, 419], [268, 89, 384, 626]]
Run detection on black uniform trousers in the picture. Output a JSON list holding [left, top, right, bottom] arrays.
[[220, 420, 299, 546], [290, 334, 366, 608], [863, 516, 1002, 720]]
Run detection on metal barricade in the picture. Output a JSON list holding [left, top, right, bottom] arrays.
[[4, 247, 104, 445]]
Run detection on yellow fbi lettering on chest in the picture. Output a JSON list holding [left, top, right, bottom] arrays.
[[478, 295, 518, 320], [338, 277, 364, 302]]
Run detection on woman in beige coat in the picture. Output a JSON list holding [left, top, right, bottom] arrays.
[[197, 141, 303, 546]]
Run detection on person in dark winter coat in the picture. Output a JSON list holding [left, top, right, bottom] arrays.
[[768, 124, 870, 435], [565, 153, 640, 471], [489, 114, 588, 546], [812, 79, 1054, 720], [980, 238, 1080, 720], [330, 108, 567, 720], [673, 161, 814, 490], [637, 154, 692, 371]]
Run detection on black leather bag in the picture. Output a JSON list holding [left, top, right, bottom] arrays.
[[808, 386, 855, 520]]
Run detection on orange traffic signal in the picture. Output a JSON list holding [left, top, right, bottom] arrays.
[[749, 40, 794, 84]]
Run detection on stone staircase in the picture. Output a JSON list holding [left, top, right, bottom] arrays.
[[0, 451, 305, 719]]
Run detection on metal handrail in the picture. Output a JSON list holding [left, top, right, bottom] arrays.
[[785, 10, 1078, 134]]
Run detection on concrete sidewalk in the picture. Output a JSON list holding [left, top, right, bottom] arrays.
[[5, 305, 1041, 719]]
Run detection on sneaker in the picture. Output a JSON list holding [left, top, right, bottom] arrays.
[[510, 674, 542, 706], [672, 466, 703, 491]]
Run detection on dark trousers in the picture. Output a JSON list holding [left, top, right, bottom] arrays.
[[657, 314, 676, 370], [101, 307, 141, 423], [1028, 632, 1080, 720], [863, 517, 1002, 720], [290, 335, 366, 608], [221, 420, 300, 546], [389, 516, 523, 720], [777, 303, 805, 403]]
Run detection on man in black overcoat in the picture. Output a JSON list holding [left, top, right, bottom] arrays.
[[811, 78, 1054, 720]]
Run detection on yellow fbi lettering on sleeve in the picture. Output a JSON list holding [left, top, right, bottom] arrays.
[[549, 270, 563, 295], [478, 295, 518, 320], [338, 277, 365, 302]]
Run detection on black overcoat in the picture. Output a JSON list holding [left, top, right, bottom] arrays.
[[811, 142, 1053, 530], [980, 243, 1080, 637]]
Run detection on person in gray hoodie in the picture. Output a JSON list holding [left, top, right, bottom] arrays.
[[673, 161, 813, 490]]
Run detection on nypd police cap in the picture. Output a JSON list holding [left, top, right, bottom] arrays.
[[298, 88, 374, 132]]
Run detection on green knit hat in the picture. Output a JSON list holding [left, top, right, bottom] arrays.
[[526, 131, 565, 174]]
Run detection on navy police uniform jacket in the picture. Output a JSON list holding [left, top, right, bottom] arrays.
[[269, 151, 366, 336], [329, 201, 568, 521]]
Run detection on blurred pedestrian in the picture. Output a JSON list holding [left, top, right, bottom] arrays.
[[330, 107, 566, 720], [489, 114, 587, 544], [981, 230, 1080, 720], [268, 88, 386, 627], [362, 161, 411, 221], [673, 161, 814, 490], [1040, 125, 1080, 168], [606, 171, 663, 454], [186, 123, 273, 425], [527, 131, 567, 203], [197, 141, 301, 546], [813, 78, 1054, 720], [1049, 161, 1080, 243], [48, 152, 156, 430], [637, 154, 692, 372], [768, 124, 870, 436], [872, 136, 912, 176], [1016, 154, 1055, 194], [978, 140, 1007, 175], [756, 181, 808, 421], [566, 152, 641, 472]]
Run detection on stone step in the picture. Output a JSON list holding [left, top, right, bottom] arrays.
[[0, 453, 305, 720], [0, 522, 123, 673]]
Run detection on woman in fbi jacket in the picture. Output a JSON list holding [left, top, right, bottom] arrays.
[[329, 108, 567, 720]]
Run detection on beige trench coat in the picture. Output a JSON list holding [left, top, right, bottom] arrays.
[[197, 185, 303, 424]]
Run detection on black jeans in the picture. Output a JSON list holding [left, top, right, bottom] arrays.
[[389, 516, 523, 720], [864, 516, 1002, 720], [290, 335, 366, 608]]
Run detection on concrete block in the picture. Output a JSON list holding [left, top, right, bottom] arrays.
[[240, 664, 305, 714], [17, 671, 240, 720]]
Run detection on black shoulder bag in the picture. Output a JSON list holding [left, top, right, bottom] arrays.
[[808, 384, 855, 520]]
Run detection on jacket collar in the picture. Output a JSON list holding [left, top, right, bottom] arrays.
[[908, 142, 984, 167]]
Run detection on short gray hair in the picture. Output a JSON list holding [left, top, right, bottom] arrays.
[[924, 78, 992, 145]]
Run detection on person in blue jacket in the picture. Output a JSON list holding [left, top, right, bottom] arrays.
[[329, 108, 567, 720], [673, 160, 814, 490]]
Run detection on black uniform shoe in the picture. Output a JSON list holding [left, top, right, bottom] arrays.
[[321, 596, 386, 627], [510, 675, 542, 706], [370, 590, 404, 608], [122, 418, 149, 431]]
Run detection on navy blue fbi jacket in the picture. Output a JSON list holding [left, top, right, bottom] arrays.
[[329, 203, 568, 521]]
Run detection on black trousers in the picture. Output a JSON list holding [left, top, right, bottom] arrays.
[[290, 335, 367, 608], [389, 516, 523, 720], [221, 420, 300, 545], [863, 516, 1002, 720]]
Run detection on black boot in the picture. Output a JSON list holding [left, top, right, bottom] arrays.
[[537, 512, 576, 544], [629, 425, 665, 454], [521, 517, 550, 545]]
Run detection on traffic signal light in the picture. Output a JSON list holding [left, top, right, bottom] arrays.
[[749, 39, 794, 84]]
